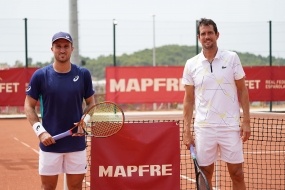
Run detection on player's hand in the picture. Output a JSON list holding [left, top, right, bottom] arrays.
[[72, 122, 86, 137], [39, 132, 56, 146], [183, 129, 195, 149], [240, 121, 251, 142]]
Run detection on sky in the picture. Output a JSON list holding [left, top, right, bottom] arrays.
[[0, 0, 285, 66]]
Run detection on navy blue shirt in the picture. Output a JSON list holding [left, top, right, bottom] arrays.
[[26, 64, 95, 153]]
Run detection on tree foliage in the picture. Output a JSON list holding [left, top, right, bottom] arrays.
[[25, 45, 285, 79], [83, 45, 285, 79]]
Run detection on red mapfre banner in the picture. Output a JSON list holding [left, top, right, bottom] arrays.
[[91, 122, 180, 190], [106, 66, 184, 103], [1, 66, 285, 106], [0, 68, 38, 106], [106, 66, 285, 103], [243, 66, 285, 101]]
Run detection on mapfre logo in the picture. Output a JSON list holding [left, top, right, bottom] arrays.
[[99, 164, 172, 177], [109, 78, 184, 92]]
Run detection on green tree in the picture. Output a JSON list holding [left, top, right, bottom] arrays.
[[81, 45, 285, 79]]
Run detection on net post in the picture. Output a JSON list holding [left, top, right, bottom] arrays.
[[215, 160, 219, 189], [64, 173, 68, 190]]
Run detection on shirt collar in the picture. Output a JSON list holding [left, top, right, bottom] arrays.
[[200, 47, 221, 61]]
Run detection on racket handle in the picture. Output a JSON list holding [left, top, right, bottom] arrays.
[[190, 144, 196, 159], [53, 130, 72, 141]]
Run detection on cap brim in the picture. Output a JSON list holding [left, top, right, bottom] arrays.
[[52, 37, 72, 43]]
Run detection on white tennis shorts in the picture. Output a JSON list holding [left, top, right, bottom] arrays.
[[39, 149, 88, 175], [194, 126, 244, 166]]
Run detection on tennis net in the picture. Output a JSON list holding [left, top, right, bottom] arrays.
[[82, 115, 285, 189]]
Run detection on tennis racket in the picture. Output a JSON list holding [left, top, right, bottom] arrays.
[[190, 144, 210, 190], [53, 101, 125, 141]]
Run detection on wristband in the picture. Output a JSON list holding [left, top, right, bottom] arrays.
[[32, 122, 46, 137]]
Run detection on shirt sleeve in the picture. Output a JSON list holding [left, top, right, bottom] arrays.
[[233, 53, 245, 80], [182, 60, 194, 85], [26, 69, 42, 101], [83, 68, 95, 99]]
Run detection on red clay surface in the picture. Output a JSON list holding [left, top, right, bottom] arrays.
[[0, 118, 65, 190]]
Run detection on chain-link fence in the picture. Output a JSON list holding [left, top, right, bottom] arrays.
[[1, 19, 285, 66]]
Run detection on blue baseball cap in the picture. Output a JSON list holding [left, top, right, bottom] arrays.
[[52, 32, 73, 44]]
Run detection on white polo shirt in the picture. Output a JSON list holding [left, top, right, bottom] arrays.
[[182, 48, 245, 129]]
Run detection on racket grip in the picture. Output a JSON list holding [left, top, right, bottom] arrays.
[[53, 130, 72, 141], [190, 144, 196, 159]]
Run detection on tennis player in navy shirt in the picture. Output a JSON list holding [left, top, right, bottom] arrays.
[[24, 31, 95, 190]]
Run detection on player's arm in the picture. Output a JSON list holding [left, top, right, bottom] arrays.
[[24, 95, 40, 126], [83, 94, 96, 114], [82, 69, 96, 114], [73, 94, 96, 136], [235, 77, 251, 142], [24, 95, 55, 146], [183, 84, 195, 149]]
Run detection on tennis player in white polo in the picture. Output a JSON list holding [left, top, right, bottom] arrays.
[[182, 18, 251, 190]]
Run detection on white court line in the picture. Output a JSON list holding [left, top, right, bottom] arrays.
[[13, 137, 39, 154], [180, 175, 219, 190], [180, 174, 195, 182], [84, 181, 90, 186]]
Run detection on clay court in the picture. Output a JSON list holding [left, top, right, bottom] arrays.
[[0, 111, 284, 190]]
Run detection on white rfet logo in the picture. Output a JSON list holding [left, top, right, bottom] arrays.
[[26, 86, 31, 92], [73, 75, 79, 82], [66, 36, 70, 39]]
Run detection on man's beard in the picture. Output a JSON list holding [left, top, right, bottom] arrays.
[[55, 54, 70, 63], [203, 41, 214, 50]]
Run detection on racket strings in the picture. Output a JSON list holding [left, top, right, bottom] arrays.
[[90, 121, 123, 137], [84, 102, 124, 137], [197, 173, 209, 190]]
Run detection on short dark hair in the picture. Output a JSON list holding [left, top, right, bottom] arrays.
[[197, 18, 218, 35]]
